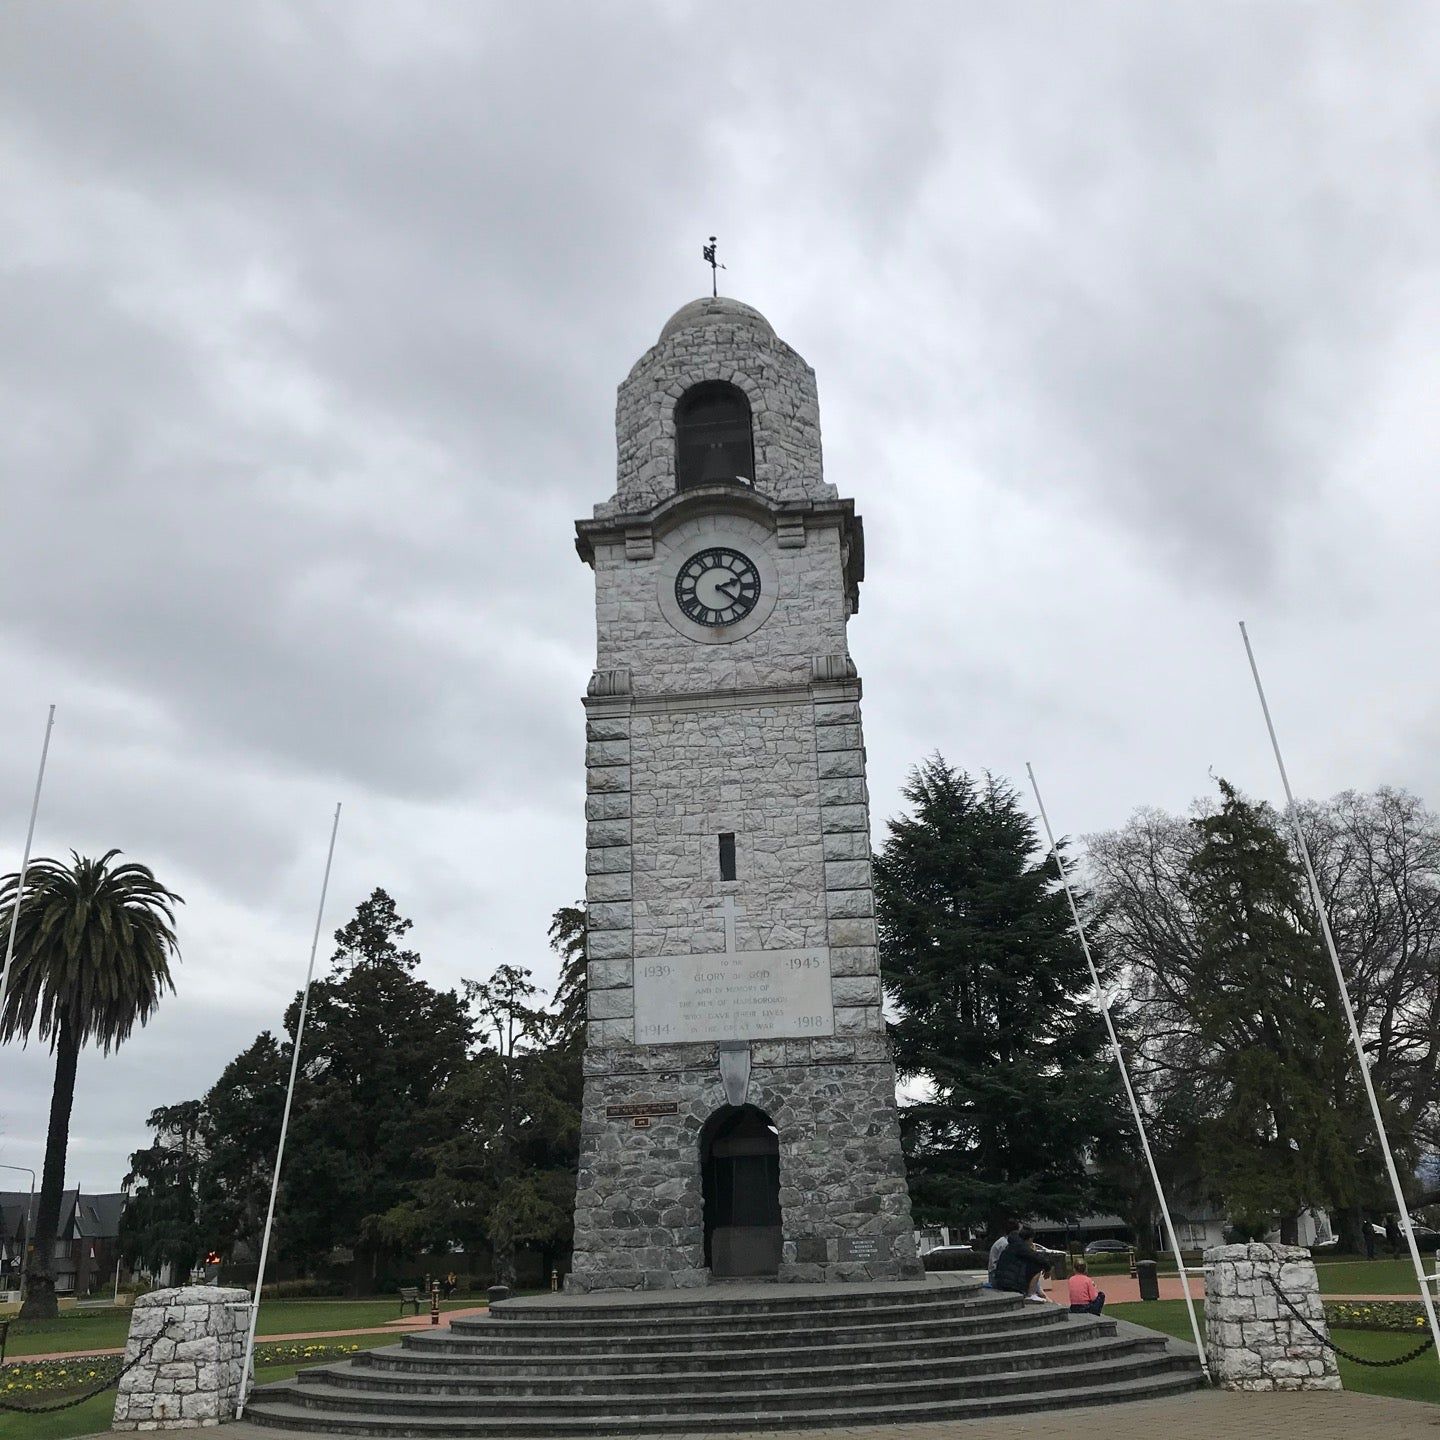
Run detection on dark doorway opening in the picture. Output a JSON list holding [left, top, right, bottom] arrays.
[[701, 1105, 782, 1278]]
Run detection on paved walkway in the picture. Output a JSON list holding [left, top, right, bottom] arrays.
[[1041, 1274, 1412, 1305], [214, 1391, 1440, 1439]]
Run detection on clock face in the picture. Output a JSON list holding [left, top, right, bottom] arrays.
[[674, 546, 762, 627]]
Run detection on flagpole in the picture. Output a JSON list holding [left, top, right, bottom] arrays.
[[1, 705, 57, 1031], [1025, 763, 1210, 1379], [1239, 621, 1440, 1368], [235, 803, 342, 1418]]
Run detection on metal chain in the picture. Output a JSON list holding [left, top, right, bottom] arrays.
[[0, 1319, 183, 1414], [1262, 1272, 1436, 1368]]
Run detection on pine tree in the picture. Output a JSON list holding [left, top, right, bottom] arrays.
[[1183, 781, 1358, 1239], [548, 902, 587, 1048], [120, 1101, 206, 1280], [875, 757, 1120, 1239], [279, 889, 471, 1281]]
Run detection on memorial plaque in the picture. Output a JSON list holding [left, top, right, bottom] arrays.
[[634, 947, 834, 1043], [605, 1101, 680, 1119], [839, 1235, 881, 1262]]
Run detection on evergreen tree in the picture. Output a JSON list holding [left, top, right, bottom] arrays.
[[379, 964, 581, 1286], [548, 903, 587, 1048], [120, 1101, 206, 1279], [278, 888, 471, 1281], [1183, 781, 1358, 1239], [875, 757, 1119, 1239], [196, 1033, 288, 1261]]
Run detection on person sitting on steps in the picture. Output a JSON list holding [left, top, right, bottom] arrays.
[[985, 1219, 1019, 1289], [1067, 1258, 1105, 1315], [993, 1224, 1052, 1303]]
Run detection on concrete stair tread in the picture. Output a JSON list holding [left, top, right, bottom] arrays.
[[452, 1294, 1009, 1335], [424, 1305, 1054, 1351], [489, 1281, 979, 1322], [300, 1334, 1166, 1394], [360, 1316, 1114, 1372], [259, 1351, 1191, 1414], [241, 1370, 1204, 1434]]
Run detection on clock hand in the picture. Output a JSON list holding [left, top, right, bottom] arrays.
[[714, 578, 741, 599]]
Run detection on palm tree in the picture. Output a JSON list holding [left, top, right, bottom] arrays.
[[0, 851, 181, 1318]]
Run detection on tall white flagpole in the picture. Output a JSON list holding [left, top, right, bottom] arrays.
[[235, 803, 342, 1418], [1026, 763, 1210, 1378], [1, 705, 57, 1033], [1239, 621, 1440, 1368]]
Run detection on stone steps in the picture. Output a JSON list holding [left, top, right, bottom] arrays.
[[244, 1371, 1202, 1436], [473, 1280, 984, 1323], [273, 1351, 1189, 1418], [242, 1280, 1205, 1436], [450, 1289, 1001, 1338], [306, 1333, 1162, 1397], [409, 1296, 1045, 1356], [358, 1314, 1106, 1376]]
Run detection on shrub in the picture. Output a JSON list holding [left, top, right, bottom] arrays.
[[259, 1278, 347, 1300]]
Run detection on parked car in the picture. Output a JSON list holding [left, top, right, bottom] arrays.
[[1083, 1239, 1133, 1255], [920, 1245, 982, 1273]]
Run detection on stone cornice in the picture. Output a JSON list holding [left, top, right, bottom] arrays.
[[576, 486, 864, 608]]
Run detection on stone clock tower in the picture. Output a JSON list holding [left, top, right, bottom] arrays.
[[569, 296, 920, 1292]]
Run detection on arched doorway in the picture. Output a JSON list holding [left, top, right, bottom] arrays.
[[701, 1105, 782, 1278]]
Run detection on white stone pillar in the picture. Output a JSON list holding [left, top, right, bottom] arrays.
[[1203, 1242, 1341, 1391], [112, 1285, 251, 1429]]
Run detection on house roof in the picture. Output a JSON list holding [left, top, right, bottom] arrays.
[[0, 1189, 125, 1241], [74, 1193, 126, 1240]]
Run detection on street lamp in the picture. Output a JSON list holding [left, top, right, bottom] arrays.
[[0, 1165, 36, 1307]]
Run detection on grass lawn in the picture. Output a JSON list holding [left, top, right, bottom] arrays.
[[1, 1298, 479, 1359], [1116, 1298, 1439, 1404], [1314, 1258, 1438, 1295], [1080, 1256, 1431, 1295]]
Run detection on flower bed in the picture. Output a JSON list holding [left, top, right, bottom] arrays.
[[1326, 1299, 1431, 1332], [1, 1340, 363, 1401]]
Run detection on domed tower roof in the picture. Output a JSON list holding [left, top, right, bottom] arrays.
[[658, 296, 775, 343]]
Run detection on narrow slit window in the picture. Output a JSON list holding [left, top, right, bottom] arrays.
[[718, 832, 737, 881]]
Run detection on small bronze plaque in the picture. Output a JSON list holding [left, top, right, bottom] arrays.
[[839, 1235, 882, 1262], [632, 1116, 652, 1130]]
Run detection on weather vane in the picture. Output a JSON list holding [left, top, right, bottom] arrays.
[[703, 235, 725, 297]]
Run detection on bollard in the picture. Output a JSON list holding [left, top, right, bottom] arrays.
[[430, 1280, 440, 1326], [1136, 1259, 1159, 1301], [551, 1268, 559, 1292]]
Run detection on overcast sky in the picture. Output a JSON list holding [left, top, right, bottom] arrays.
[[2, 1, 1438, 1193]]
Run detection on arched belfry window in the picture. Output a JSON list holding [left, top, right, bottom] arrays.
[[675, 382, 754, 490]]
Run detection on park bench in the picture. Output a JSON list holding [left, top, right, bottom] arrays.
[[398, 1286, 423, 1316], [0, 1318, 8, 1364]]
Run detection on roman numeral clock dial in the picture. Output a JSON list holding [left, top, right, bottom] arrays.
[[674, 546, 761, 627]]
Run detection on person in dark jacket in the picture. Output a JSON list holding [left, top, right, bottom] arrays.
[[993, 1225, 1052, 1302]]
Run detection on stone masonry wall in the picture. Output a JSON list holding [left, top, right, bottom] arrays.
[[570, 296, 916, 1290], [592, 516, 851, 695], [598, 297, 836, 516], [1204, 1243, 1341, 1391], [112, 1285, 249, 1429], [569, 1039, 919, 1292], [584, 678, 886, 1049]]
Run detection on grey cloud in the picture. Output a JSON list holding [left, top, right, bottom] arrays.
[[2, 0, 1437, 1188]]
